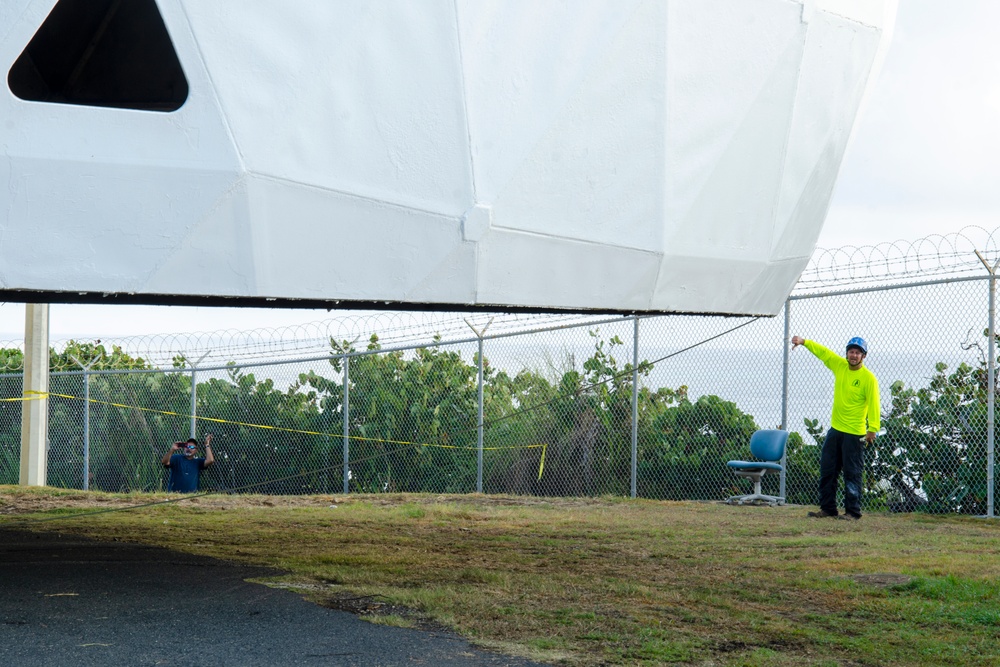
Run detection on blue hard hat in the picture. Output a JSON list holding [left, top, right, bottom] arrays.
[[846, 336, 868, 354]]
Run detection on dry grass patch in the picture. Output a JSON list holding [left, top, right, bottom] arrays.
[[2, 486, 1000, 666]]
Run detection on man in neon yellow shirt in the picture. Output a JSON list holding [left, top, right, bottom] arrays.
[[791, 335, 880, 520]]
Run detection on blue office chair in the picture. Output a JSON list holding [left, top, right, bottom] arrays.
[[726, 429, 788, 506]]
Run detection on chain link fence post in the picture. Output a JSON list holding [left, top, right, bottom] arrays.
[[477, 335, 485, 494], [188, 352, 210, 440], [977, 250, 998, 518], [465, 317, 492, 494], [780, 298, 790, 500], [990, 268, 996, 519], [343, 354, 350, 494], [631, 315, 639, 499], [69, 354, 101, 491]]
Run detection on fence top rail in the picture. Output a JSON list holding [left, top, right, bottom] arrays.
[[789, 273, 991, 301]]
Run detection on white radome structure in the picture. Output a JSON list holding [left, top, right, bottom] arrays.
[[1, 0, 897, 315]]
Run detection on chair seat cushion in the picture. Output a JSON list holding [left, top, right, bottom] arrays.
[[727, 460, 783, 471]]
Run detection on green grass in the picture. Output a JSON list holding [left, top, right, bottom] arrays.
[[2, 486, 1000, 666]]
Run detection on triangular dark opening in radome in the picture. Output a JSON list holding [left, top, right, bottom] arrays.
[[7, 0, 188, 112]]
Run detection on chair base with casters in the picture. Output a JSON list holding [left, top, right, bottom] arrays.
[[726, 462, 785, 506], [726, 429, 788, 507]]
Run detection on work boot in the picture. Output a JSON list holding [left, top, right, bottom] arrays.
[[837, 513, 861, 521], [806, 510, 838, 518]]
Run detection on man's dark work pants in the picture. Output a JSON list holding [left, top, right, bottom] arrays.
[[819, 428, 864, 517]]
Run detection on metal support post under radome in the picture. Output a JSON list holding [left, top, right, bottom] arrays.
[[20, 304, 49, 486], [976, 250, 997, 519]]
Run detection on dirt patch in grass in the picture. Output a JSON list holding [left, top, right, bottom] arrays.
[[851, 573, 914, 588], [260, 580, 445, 630]]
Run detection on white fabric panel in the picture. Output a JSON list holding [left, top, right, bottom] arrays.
[[182, 1, 474, 217], [815, 0, 897, 28], [404, 244, 478, 305], [0, 0, 240, 294], [0, 0, 54, 49], [650, 255, 765, 313], [771, 9, 882, 259], [0, 0, 896, 315], [490, 0, 665, 251], [234, 176, 465, 301], [144, 178, 258, 297], [0, 158, 239, 292], [664, 0, 804, 260], [477, 230, 660, 310], [736, 257, 807, 314], [457, 0, 641, 206], [144, 176, 478, 303]]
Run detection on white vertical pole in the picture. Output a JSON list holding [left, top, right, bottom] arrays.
[[20, 304, 49, 487]]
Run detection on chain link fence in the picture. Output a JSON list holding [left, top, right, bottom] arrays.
[[2, 231, 1000, 514]]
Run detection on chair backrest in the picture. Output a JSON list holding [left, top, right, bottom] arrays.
[[749, 429, 788, 462]]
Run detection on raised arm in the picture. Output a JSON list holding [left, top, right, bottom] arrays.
[[203, 434, 215, 467], [162, 442, 182, 467]]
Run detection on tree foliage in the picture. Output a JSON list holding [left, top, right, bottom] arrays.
[[3, 329, 992, 512], [871, 358, 990, 514]]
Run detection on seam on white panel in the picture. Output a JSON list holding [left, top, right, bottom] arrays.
[[451, 0, 479, 303], [172, 0, 246, 175], [488, 224, 665, 257], [256, 173, 461, 224]]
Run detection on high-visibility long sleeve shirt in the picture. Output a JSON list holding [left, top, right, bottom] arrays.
[[803, 339, 881, 436]]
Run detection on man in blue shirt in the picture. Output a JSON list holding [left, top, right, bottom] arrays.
[[162, 434, 214, 492]]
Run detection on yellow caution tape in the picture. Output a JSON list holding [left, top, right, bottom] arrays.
[[25, 391, 548, 480]]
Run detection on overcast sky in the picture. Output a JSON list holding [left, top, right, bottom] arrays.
[[2, 0, 997, 340], [820, 0, 1000, 248]]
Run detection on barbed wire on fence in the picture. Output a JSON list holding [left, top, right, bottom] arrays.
[[795, 225, 1000, 293], [0, 310, 611, 372]]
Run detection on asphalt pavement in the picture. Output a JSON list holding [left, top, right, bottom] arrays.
[[0, 528, 550, 667]]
